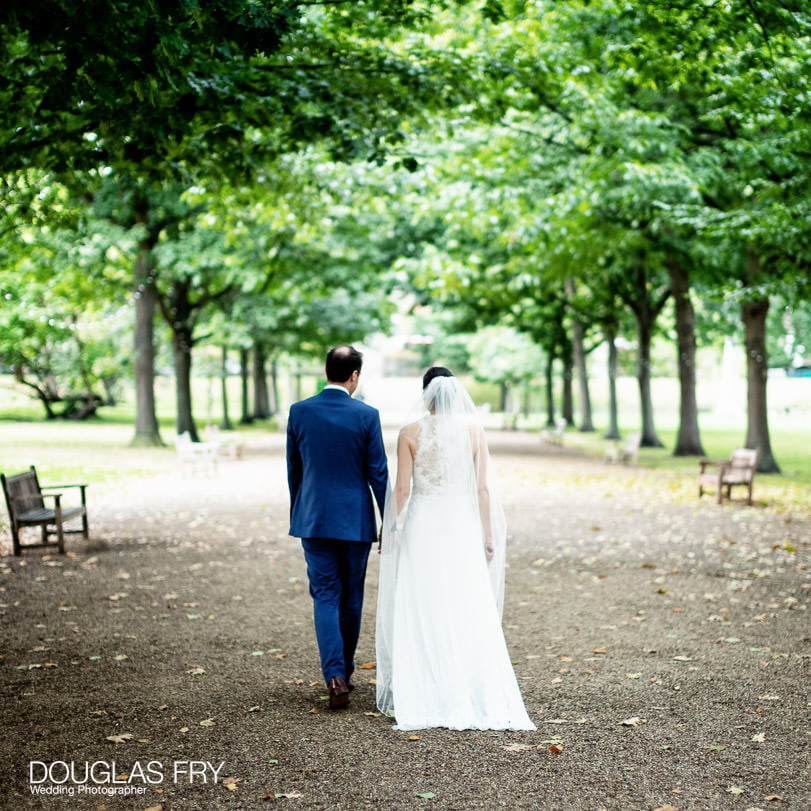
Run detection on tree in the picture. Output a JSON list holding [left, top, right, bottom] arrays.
[[1, 0, 482, 443]]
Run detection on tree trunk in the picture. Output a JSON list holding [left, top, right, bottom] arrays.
[[239, 347, 252, 424], [253, 344, 270, 419], [635, 314, 664, 447], [101, 377, 117, 406], [742, 254, 780, 472], [131, 239, 163, 447], [565, 278, 594, 431], [14, 366, 57, 419], [668, 259, 705, 456], [562, 355, 574, 426], [628, 267, 665, 448], [269, 358, 279, 417], [499, 382, 508, 413], [544, 354, 555, 426], [604, 323, 621, 440], [173, 325, 199, 441], [220, 345, 233, 431]]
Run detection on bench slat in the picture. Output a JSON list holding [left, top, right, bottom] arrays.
[[17, 507, 85, 524]]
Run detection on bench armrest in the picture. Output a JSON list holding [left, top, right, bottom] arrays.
[[42, 483, 88, 505], [698, 459, 727, 473]]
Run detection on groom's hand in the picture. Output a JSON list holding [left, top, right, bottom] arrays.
[[484, 542, 495, 563]]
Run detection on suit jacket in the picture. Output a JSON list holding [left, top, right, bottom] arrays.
[[287, 388, 388, 543]]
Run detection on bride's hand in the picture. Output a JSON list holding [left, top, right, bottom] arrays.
[[484, 542, 495, 563]]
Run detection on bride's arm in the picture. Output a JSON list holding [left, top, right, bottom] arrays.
[[394, 427, 414, 514], [473, 426, 494, 562]]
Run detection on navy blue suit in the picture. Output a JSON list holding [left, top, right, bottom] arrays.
[[286, 387, 388, 685]]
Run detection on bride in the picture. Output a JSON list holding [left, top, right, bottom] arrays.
[[376, 367, 535, 731]]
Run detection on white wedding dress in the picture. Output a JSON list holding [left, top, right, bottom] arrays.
[[376, 379, 534, 732]]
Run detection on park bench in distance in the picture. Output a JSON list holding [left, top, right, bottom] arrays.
[[174, 431, 219, 475], [1, 466, 89, 555], [698, 448, 759, 506], [541, 417, 568, 445], [605, 432, 641, 465]]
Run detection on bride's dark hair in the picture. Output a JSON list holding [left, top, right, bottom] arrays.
[[422, 366, 453, 390]]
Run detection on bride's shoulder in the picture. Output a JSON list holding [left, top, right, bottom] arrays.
[[399, 421, 421, 440]]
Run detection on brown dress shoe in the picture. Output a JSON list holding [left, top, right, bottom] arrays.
[[328, 676, 350, 709]]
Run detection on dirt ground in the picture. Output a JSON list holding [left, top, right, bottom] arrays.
[[0, 430, 809, 811]]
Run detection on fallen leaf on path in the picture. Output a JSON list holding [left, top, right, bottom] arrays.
[[764, 795, 784, 802], [359, 662, 376, 669], [620, 717, 646, 726], [751, 732, 766, 743], [105, 733, 134, 743], [726, 785, 745, 795], [548, 745, 563, 754], [408, 735, 420, 741], [222, 777, 240, 791], [186, 667, 205, 675], [415, 793, 436, 799]]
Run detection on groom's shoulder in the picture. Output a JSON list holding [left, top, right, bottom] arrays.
[[288, 393, 320, 417], [348, 397, 380, 419]]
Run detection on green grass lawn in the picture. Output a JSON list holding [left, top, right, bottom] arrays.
[[0, 373, 807, 512]]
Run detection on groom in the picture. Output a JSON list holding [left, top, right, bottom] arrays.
[[286, 345, 388, 709]]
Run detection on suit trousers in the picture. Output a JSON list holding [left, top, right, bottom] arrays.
[[301, 538, 372, 685]]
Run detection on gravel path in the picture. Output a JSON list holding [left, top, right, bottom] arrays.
[[1, 431, 809, 810]]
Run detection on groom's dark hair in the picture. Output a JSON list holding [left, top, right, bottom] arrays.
[[423, 366, 453, 389], [326, 345, 363, 383]]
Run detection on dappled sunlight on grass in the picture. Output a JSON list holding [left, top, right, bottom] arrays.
[[493, 432, 811, 522]]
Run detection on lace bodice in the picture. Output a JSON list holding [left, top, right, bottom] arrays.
[[412, 416, 471, 496]]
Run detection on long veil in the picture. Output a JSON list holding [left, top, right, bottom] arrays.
[[375, 376, 508, 718]]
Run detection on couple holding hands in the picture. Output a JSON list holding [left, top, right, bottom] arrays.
[[286, 345, 534, 732]]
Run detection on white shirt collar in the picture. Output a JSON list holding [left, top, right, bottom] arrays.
[[324, 384, 350, 395]]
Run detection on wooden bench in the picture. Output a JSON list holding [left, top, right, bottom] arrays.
[[698, 448, 759, 505], [204, 425, 245, 459], [174, 431, 218, 475], [1, 466, 89, 555], [541, 418, 567, 445], [606, 432, 641, 465]]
